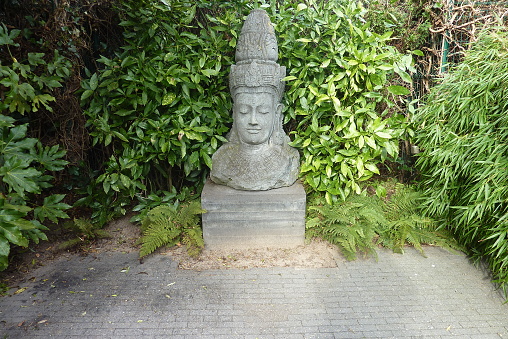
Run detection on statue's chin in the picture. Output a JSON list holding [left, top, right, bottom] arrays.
[[238, 141, 270, 152], [238, 135, 269, 146]]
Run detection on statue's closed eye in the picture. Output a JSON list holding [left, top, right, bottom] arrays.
[[258, 106, 270, 114], [238, 105, 249, 114]]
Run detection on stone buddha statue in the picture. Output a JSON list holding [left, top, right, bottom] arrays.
[[210, 9, 300, 191]]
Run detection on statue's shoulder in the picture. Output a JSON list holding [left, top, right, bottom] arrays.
[[212, 141, 238, 159]]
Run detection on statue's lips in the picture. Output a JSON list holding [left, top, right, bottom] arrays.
[[246, 128, 261, 134]]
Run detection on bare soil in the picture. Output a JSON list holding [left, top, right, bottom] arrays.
[[1, 216, 341, 288], [102, 216, 342, 270]]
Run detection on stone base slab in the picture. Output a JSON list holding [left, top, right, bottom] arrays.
[[201, 179, 306, 249]]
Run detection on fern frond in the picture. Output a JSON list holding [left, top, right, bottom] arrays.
[[139, 201, 205, 258], [94, 229, 111, 239], [181, 200, 207, 217], [139, 223, 180, 258], [58, 218, 109, 250], [141, 205, 177, 231], [383, 186, 422, 220], [74, 218, 95, 234], [379, 186, 460, 255], [182, 227, 204, 257], [308, 194, 383, 260], [58, 238, 83, 250]]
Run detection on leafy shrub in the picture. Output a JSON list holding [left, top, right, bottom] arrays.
[[139, 201, 205, 258], [81, 0, 414, 222], [274, 1, 415, 203], [0, 25, 71, 271], [80, 0, 243, 225], [413, 27, 508, 294], [0, 24, 71, 114]]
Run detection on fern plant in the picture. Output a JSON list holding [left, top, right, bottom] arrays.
[[58, 218, 110, 250], [378, 185, 459, 256], [307, 194, 387, 260], [307, 184, 459, 260], [139, 201, 205, 258]]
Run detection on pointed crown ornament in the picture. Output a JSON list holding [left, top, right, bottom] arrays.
[[229, 9, 286, 101]]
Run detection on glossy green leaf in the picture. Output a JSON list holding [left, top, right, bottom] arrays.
[[0, 158, 41, 195], [375, 131, 392, 139], [0, 224, 28, 247], [89, 73, 99, 91], [387, 85, 410, 95], [34, 194, 71, 223], [35, 144, 68, 171]]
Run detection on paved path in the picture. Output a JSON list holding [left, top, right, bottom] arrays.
[[1, 246, 508, 338]]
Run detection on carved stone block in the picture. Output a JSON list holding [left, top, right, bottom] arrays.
[[201, 179, 306, 249]]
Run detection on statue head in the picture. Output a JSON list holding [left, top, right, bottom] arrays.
[[228, 10, 286, 147]]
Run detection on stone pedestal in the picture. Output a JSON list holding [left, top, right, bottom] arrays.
[[201, 179, 306, 249]]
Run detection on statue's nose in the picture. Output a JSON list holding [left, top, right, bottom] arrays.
[[249, 112, 258, 125]]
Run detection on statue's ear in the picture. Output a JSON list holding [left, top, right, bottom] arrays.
[[276, 103, 283, 115]]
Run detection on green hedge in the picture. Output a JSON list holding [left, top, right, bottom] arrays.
[[81, 0, 413, 223]]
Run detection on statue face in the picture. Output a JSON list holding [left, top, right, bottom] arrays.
[[234, 91, 278, 145]]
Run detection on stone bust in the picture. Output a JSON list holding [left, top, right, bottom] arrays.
[[210, 9, 300, 191]]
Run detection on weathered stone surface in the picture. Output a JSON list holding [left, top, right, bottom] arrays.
[[210, 9, 300, 191], [201, 179, 306, 249], [204, 9, 305, 249], [235, 9, 278, 62], [210, 141, 300, 191]]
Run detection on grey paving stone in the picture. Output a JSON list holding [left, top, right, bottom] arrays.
[[1, 247, 508, 338]]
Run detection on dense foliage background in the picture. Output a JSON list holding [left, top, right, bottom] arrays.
[[80, 0, 414, 226], [1, 0, 507, 297]]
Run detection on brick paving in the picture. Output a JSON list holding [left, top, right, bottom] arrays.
[[1, 246, 508, 338]]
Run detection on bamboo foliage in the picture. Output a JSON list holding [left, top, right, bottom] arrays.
[[413, 27, 508, 294]]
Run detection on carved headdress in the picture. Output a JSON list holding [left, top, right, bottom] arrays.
[[229, 9, 286, 102]]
